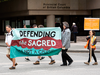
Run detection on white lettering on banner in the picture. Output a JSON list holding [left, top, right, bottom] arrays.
[[19, 40, 27, 45], [28, 40, 36, 46], [51, 40, 56, 46], [42, 40, 46, 46], [47, 40, 51, 46], [28, 40, 56, 47], [37, 40, 41, 46]]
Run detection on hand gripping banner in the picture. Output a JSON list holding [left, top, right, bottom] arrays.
[[10, 27, 62, 58]]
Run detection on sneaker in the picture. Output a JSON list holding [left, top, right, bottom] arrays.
[[92, 62, 98, 65], [33, 61, 40, 65], [49, 60, 55, 65], [25, 58, 30, 61], [9, 66, 15, 70], [15, 63, 18, 66], [84, 62, 89, 65], [40, 57, 45, 60]]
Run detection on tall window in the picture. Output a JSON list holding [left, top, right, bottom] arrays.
[[23, 20, 30, 28], [4, 20, 10, 32]]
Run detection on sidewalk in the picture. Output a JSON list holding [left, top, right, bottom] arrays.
[[69, 41, 100, 52], [0, 40, 100, 52]]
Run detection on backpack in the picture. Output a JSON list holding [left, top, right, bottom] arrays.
[[7, 30, 13, 36], [11, 30, 13, 36]]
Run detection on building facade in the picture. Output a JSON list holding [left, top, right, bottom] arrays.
[[0, 0, 100, 36]]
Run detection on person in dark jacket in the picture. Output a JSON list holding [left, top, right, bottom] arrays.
[[71, 23, 78, 43], [84, 30, 98, 65]]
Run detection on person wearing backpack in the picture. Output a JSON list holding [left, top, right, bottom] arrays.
[[84, 30, 98, 65], [5, 25, 18, 69]]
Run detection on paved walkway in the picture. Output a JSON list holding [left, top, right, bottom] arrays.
[[0, 47, 100, 75], [69, 41, 100, 52]]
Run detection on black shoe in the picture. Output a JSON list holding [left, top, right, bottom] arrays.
[[9, 66, 15, 70], [40, 57, 45, 60], [25, 58, 30, 61], [68, 60, 73, 66], [60, 64, 67, 66], [15, 63, 18, 66]]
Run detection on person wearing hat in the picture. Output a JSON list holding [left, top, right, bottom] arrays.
[[61, 22, 73, 66], [71, 23, 78, 43]]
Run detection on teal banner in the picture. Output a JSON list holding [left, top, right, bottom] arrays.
[[10, 27, 62, 58]]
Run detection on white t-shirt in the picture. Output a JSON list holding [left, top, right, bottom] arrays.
[[5, 31, 13, 49]]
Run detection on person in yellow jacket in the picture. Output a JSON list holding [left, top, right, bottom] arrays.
[[84, 30, 98, 65]]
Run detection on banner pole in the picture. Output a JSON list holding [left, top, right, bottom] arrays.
[[90, 30, 92, 62]]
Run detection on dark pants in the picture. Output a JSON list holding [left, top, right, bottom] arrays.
[[73, 33, 77, 43], [61, 49, 73, 65], [88, 49, 97, 62]]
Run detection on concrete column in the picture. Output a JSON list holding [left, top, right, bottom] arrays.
[[47, 15, 55, 27]]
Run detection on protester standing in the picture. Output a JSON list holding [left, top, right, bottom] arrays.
[[61, 22, 73, 66], [33, 25, 55, 65], [84, 31, 98, 65], [71, 23, 78, 43], [5, 25, 18, 69]]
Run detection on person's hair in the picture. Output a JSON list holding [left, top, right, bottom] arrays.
[[38, 25, 44, 28], [63, 21, 69, 28], [73, 22, 76, 25], [23, 24, 26, 28], [6, 25, 11, 29], [92, 31, 95, 35], [33, 24, 37, 28]]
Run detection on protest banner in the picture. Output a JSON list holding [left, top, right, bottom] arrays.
[[10, 27, 62, 58]]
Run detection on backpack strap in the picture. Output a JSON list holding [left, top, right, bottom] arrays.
[[11, 30, 13, 36]]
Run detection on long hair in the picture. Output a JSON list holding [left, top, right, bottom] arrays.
[[92, 31, 95, 36]]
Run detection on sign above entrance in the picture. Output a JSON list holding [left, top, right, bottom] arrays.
[[84, 18, 100, 30], [43, 3, 70, 9]]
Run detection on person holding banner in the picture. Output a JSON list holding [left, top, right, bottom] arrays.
[[84, 31, 98, 65], [24, 24, 31, 61], [5, 25, 18, 69], [61, 22, 73, 66], [33, 24, 45, 61], [33, 25, 55, 65]]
